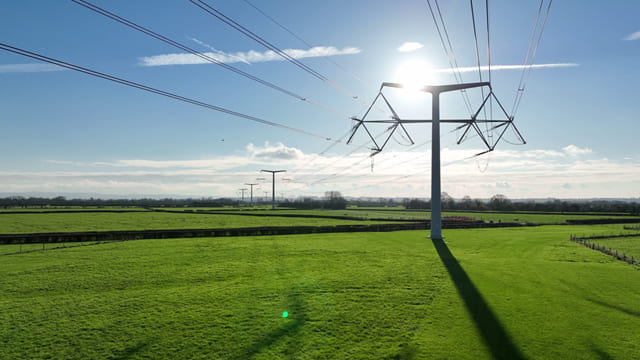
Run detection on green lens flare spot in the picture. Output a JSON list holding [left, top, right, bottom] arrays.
[[282, 311, 289, 318]]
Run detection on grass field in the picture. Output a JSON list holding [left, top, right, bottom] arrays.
[[0, 241, 115, 255], [1, 225, 638, 359], [154, 208, 640, 224], [585, 236, 640, 262], [1, 206, 149, 212], [0, 211, 391, 234]]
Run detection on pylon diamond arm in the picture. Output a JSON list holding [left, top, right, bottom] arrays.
[[397, 122, 415, 145], [456, 123, 474, 145], [346, 117, 363, 144]]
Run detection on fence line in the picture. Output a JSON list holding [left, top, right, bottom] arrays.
[[570, 233, 639, 267]]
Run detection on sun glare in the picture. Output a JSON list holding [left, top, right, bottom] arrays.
[[394, 59, 434, 92]]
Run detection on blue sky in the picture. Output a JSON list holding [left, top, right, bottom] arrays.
[[1, 0, 639, 200]]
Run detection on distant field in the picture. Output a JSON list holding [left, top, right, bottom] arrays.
[[0, 225, 638, 359], [162, 207, 640, 224], [0, 211, 391, 234]]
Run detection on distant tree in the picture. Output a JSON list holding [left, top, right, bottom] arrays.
[[405, 199, 429, 210], [461, 195, 473, 210], [489, 194, 512, 211], [441, 192, 455, 210], [324, 191, 347, 210]]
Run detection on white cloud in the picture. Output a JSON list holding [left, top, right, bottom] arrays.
[[189, 37, 251, 64], [92, 159, 246, 171], [247, 142, 303, 160], [139, 46, 361, 66], [397, 42, 424, 52], [496, 182, 511, 188], [436, 63, 579, 73], [563, 145, 593, 156], [5, 144, 639, 199], [0, 63, 65, 73], [623, 30, 640, 41]]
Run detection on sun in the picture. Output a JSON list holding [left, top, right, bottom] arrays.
[[394, 59, 434, 92]]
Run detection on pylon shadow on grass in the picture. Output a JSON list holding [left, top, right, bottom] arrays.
[[431, 238, 526, 360]]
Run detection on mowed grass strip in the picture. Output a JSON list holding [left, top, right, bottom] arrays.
[[0, 226, 638, 359], [0, 211, 391, 234]]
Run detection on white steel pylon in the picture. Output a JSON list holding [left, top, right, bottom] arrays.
[[347, 82, 524, 239]]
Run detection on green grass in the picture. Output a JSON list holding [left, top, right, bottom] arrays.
[[0, 226, 638, 359], [586, 236, 640, 262], [215, 208, 640, 224], [0, 241, 114, 255], [1, 206, 148, 212], [0, 211, 390, 234]]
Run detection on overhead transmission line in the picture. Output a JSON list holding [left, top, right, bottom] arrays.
[[70, 0, 349, 119], [469, 0, 493, 143], [240, 0, 368, 87], [337, 151, 482, 195], [511, 0, 553, 117], [426, 0, 474, 117], [307, 130, 467, 187], [189, 0, 378, 111], [0, 43, 334, 141]]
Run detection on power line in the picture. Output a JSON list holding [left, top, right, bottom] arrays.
[[511, 0, 553, 117], [189, 0, 379, 112], [306, 130, 463, 187], [240, 0, 368, 87], [70, 0, 350, 119], [0, 42, 334, 141], [190, 0, 326, 81], [485, 0, 494, 138], [339, 151, 483, 195], [426, 0, 475, 116], [470, 0, 489, 122]]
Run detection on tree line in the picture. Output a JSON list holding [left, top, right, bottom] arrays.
[[0, 196, 237, 208], [1, 193, 638, 214], [402, 193, 640, 214]]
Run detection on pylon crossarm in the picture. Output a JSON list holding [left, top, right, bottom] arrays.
[[346, 117, 363, 144], [361, 122, 381, 151], [491, 121, 513, 148], [361, 92, 384, 122], [475, 148, 494, 157], [486, 91, 526, 146], [353, 119, 479, 123], [379, 92, 401, 120], [380, 81, 490, 93], [382, 123, 399, 147], [472, 91, 493, 120], [471, 121, 493, 150], [397, 121, 415, 145], [494, 121, 526, 146], [510, 122, 526, 144], [456, 123, 475, 145], [490, 91, 513, 122], [489, 121, 508, 131], [377, 123, 402, 153]]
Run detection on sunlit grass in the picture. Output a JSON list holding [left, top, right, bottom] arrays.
[[1, 225, 638, 359]]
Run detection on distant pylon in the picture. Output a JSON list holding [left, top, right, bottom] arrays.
[[245, 183, 259, 205], [260, 169, 286, 210]]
